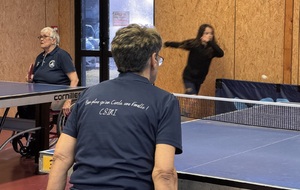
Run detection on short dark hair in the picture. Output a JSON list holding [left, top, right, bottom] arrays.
[[111, 24, 162, 73]]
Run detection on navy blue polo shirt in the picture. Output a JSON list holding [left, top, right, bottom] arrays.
[[33, 46, 75, 85], [63, 72, 182, 190]]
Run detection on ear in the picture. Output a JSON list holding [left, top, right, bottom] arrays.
[[150, 53, 157, 69], [51, 38, 57, 45]]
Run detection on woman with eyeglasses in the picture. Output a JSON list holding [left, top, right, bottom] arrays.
[[164, 24, 224, 95], [18, 27, 79, 120]]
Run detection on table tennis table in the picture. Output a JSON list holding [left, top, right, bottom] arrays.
[[0, 81, 86, 162], [176, 119, 300, 190]]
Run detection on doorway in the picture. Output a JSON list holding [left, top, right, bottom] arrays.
[[75, 0, 154, 86]]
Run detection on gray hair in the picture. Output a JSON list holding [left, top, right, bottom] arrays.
[[111, 24, 162, 73], [41, 27, 60, 46]]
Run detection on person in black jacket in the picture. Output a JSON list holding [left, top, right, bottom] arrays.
[[164, 24, 224, 94]]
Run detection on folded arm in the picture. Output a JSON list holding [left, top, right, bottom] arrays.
[[208, 41, 224, 57]]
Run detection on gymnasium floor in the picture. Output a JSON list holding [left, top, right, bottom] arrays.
[[0, 130, 51, 190]]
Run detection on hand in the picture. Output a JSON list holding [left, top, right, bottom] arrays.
[[62, 100, 72, 116], [25, 74, 34, 82], [164, 42, 171, 47], [201, 36, 211, 43], [26, 64, 34, 82]]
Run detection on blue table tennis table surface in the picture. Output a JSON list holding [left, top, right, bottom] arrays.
[[0, 81, 78, 97], [176, 119, 300, 190], [0, 81, 86, 108]]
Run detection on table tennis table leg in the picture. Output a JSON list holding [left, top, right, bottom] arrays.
[[34, 103, 51, 164], [0, 108, 10, 133]]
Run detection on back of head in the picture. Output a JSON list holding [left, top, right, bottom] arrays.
[[111, 24, 162, 73], [41, 27, 60, 46]]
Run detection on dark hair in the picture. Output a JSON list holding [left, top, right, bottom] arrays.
[[111, 24, 162, 73], [195, 24, 215, 42]]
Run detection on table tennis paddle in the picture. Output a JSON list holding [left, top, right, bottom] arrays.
[[27, 64, 34, 81]]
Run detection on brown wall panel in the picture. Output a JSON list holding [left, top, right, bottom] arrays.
[[0, 0, 45, 82], [235, 0, 285, 83], [156, 0, 234, 96], [293, 0, 300, 84], [46, 0, 59, 27], [283, 0, 293, 84], [58, 0, 75, 61], [0, 0, 46, 116]]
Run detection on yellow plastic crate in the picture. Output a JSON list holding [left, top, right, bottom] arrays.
[[39, 149, 55, 173]]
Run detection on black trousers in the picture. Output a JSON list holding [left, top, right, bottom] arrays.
[[183, 79, 202, 95]]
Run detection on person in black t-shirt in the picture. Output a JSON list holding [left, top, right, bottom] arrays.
[[165, 24, 224, 94]]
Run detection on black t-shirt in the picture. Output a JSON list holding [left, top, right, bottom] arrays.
[[166, 40, 224, 83]]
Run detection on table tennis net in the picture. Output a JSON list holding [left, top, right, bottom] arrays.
[[174, 93, 300, 131]]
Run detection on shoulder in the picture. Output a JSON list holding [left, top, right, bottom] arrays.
[[52, 47, 73, 62], [36, 52, 44, 58], [151, 86, 178, 103], [55, 47, 71, 56]]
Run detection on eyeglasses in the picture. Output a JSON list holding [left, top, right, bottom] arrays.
[[37, 35, 51, 40], [157, 55, 164, 66]]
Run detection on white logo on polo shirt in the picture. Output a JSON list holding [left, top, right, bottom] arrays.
[[49, 60, 56, 68]]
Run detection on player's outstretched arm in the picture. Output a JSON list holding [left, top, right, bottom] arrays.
[[164, 41, 181, 48]]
